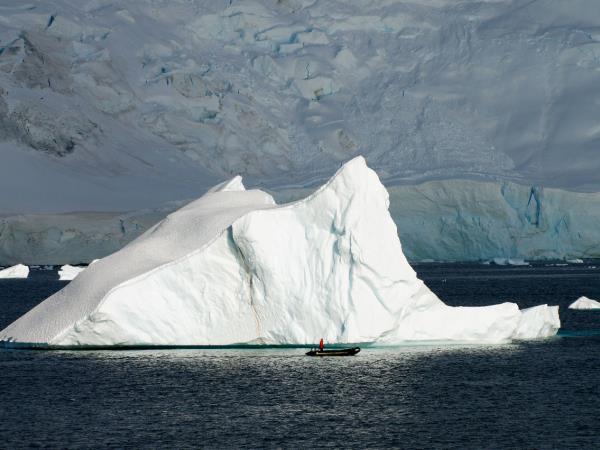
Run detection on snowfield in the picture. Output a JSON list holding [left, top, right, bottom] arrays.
[[0, 158, 559, 348]]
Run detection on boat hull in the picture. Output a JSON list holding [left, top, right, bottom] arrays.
[[305, 347, 361, 357]]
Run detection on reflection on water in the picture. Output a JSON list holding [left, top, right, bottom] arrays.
[[2, 340, 599, 448]]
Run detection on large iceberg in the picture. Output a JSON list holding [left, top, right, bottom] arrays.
[[0, 158, 559, 348], [0, 264, 29, 279]]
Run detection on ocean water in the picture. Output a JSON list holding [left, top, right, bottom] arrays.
[[0, 264, 599, 449]]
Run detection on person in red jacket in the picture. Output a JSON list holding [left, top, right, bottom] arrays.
[[319, 338, 324, 351]]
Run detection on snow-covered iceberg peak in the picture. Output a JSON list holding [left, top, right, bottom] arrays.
[[0, 264, 29, 279], [0, 157, 559, 347], [569, 297, 600, 310], [206, 175, 245, 193]]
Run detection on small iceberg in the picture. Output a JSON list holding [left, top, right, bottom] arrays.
[[492, 258, 529, 266], [569, 296, 600, 310], [58, 260, 100, 281], [58, 265, 86, 281], [0, 264, 29, 279]]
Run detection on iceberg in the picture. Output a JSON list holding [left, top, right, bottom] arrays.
[[568, 297, 600, 310], [566, 259, 584, 264], [58, 260, 99, 281], [0, 264, 29, 279], [0, 157, 559, 348], [58, 265, 86, 281], [491, 258, 529, 267]]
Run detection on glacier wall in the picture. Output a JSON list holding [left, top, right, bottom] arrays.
[[388, 181, 600, 262], [2, 178, 600, 265]]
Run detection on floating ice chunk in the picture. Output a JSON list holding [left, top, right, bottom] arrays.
[[569, 296, 600, 310], [492, 258, 529, 266], [0, 157, 559, 347], [566, 259, 584, 264], [508, 259, 529, 266], [58, 265, 86, 281], [0, 264, 29, 279], [58, 260, 99, 280]]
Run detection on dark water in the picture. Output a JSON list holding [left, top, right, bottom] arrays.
[[1, 265, 599, 449]]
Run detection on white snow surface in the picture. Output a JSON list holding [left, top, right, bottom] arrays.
[[0, 264, 28, 279], [0, 158, 559, 347], [568, 296, 600, 310]]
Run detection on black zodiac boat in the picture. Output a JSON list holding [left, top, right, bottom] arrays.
[[305, 347, 361, 357]]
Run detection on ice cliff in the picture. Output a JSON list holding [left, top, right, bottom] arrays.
[[0, 158, 559, 347]]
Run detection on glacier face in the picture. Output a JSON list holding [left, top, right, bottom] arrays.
[[387, 181, 600, 262], [2, 178, 600, 265], [0, 158, 559, 348], [1, 0, 600, 214]]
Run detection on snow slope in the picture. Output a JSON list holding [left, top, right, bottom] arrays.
[[0, 263, 28, 279], [2, 0, 600, 215], [0, 158, 559, 347]]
